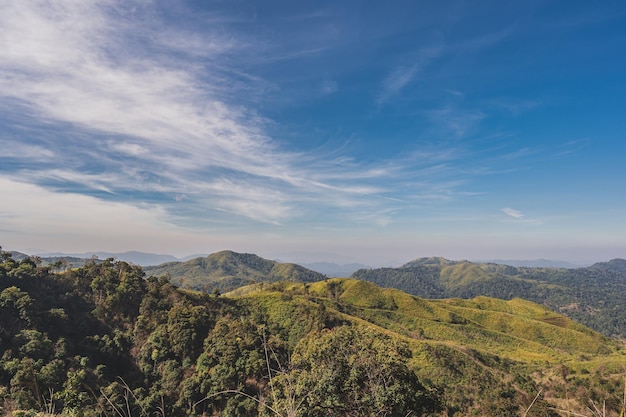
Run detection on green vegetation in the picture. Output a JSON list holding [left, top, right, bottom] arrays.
[[144, 251, 326, 293], [352, 257, 626, 337], [1, 248, 626, 416]]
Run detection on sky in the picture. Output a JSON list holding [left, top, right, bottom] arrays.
[[1, 0, 625, 266]]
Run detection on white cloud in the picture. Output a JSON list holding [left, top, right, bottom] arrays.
[[502, 207, 524, 219], [202, 179, 292, 224], [108, 142, 146, 156], [0, 177, 172, 245], [0, 1, 305, 222], [0, 140, 54, 161]]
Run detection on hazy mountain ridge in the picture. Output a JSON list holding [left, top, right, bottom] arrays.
[[10, 248, 610, 271], [298, 261, 369, 277], [477, 258, 585, 268], [38, 250, 181, 266]]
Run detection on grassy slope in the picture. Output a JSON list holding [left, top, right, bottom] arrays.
[[310, 279, 611, 359], [226, 278, 625, 415], [352, 258, 626, 337]]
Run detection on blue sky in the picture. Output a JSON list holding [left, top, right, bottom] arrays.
[[1, 0, 625, 265]]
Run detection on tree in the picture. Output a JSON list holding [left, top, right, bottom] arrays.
[[267, 325, 440, 417], [185, 317, 265, 416]]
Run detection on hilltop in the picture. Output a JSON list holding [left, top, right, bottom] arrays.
[[589, 258, 626, 274], [144, 250, 326, 292]]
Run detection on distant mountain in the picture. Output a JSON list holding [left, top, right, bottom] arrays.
[[402, 256, 463, 268], [6, 250, 95, 268], [8, 251, 29, 260], [179, 253, 208, 262], [479, 258, 584, 268], [39, 250, 180, 266], [352, 257, 626, 337], [299, 261, 368, 277], [144, 250, 327, 292]]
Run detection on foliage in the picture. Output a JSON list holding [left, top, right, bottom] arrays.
[[269, 325, 440, 417], [143, 250, 326, 293], [1, 247, 626, 417]]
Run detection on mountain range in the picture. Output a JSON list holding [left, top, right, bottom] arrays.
[[11, 248, 593, 271], [7, 247, 626, 337], [36, 250, 187, 266], [137, 252, 626, 338]]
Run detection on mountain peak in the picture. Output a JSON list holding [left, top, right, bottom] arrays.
[[401, 256, 462, 268], [145, 250, 326, 292], [589, 258, 626, 274]]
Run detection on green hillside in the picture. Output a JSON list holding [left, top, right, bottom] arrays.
[[2, 251, 625, 416], [297, 279, 611, 360], [352, 257, 626, 337], [144, 250, 326, 292], [589, 258, 626, 274]]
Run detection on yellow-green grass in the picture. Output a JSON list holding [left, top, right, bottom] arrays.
[[228, 279, 620, 367], [223, 278, 625, 416]]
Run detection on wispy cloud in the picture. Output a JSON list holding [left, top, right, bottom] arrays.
[[0, 0, 518, 234], [427, 107, 486, 138], [554, 139, 588, 157], [486, 98, 542, 116], [378, 65, 419, 104], [502, 207, 524, 219], [500, 208, 543, 225], [320, 79, 338, 95], [0, 1, 389, 224], [377, 45, 443, 105]]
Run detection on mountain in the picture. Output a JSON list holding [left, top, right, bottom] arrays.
[[351, 257, 626, 337], [39, 250, 180, 266], [144, 250, 326, 292], [1, 252, 623, 417], [5, 250, 95, 268], [479, 258, 584, 268], [401, 256, 462, 267], [8, 251, 29, 260], [589, 258, 626, 274]]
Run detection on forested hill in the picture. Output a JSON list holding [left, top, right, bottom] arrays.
[[589, 258, 626, 274], [1, 250, 625, 417], [143, 250, 326, 292], [351, 257, 626, 337]]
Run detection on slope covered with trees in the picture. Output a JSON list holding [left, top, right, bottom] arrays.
[[352, 257, 626, 337], [1, 249, 625, 416], [144, 251, 326, 293]]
